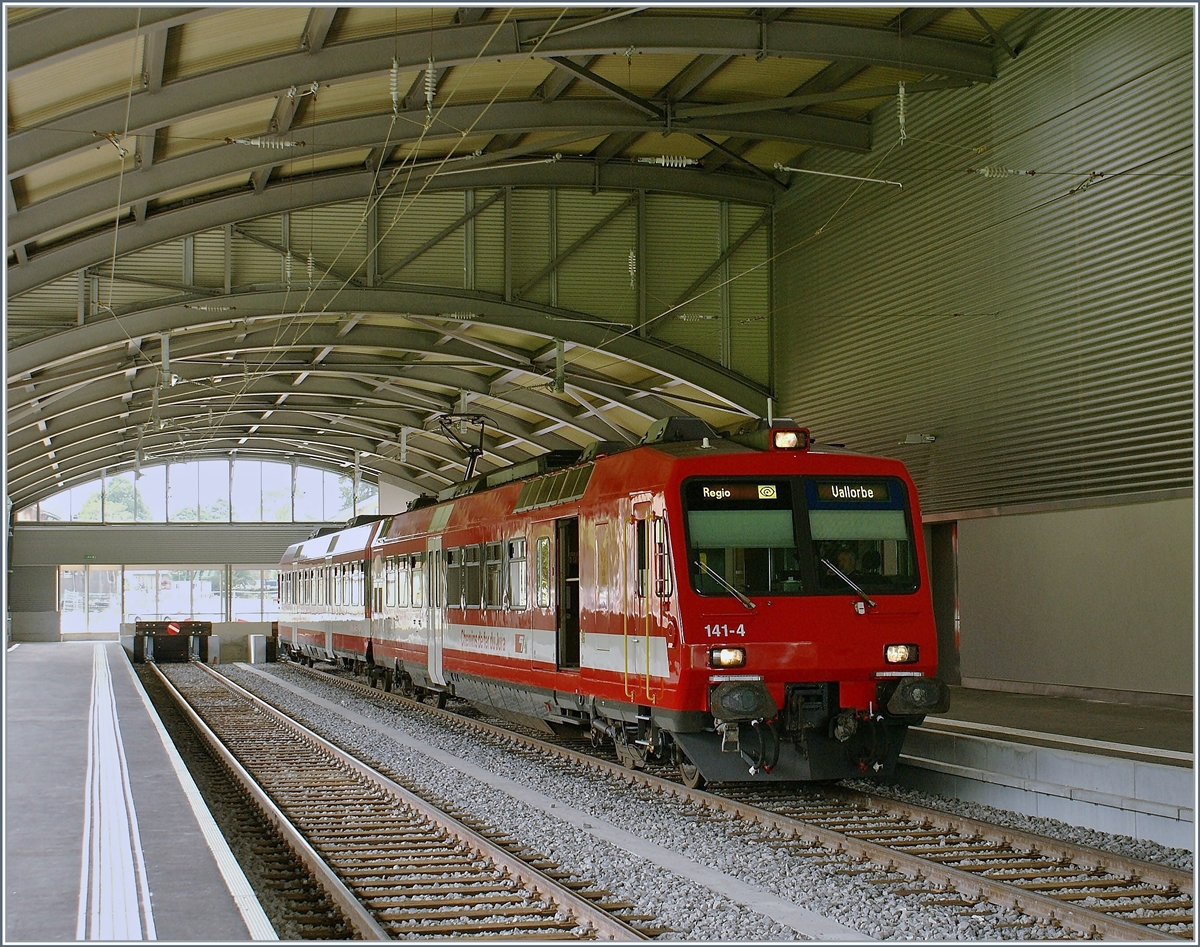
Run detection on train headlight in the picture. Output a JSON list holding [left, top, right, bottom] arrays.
[[709, 646, 747, 669], [885, 643, 919, 664], [771, 428, 810, 450]]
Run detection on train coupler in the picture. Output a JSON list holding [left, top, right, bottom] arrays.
[[717, 720, 740, 753]]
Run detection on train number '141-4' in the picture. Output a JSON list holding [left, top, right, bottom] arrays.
[[705, 622, 746, 638]]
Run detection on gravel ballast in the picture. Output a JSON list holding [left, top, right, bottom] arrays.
[[214, 663, 1114, 941]]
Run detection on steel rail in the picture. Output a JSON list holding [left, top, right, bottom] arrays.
[[148, 662, 389, 939], [285, 662, 1190, 941], [196, 662, 647, 942], [825, 786, 1194, 897]]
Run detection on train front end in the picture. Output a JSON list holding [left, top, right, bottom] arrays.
[[666, 427, 949, 783]]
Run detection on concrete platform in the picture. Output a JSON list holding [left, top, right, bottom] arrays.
[[4, 641, 274, 941], [900, 685, 1195, 851]]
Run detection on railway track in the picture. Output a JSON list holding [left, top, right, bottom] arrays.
[[152, 662, 653, 940], [279, 661, 1193, 941], [137, 664, 355, 940]]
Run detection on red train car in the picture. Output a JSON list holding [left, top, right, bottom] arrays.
[[279, 417, 949, 786]]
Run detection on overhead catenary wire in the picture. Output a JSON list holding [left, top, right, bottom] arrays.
[[65, 9, 1186, 474], [194, 8, 567, 459]]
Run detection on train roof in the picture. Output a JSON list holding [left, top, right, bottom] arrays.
[[278, 416, 886, 564], [281, 518, 384, 566]]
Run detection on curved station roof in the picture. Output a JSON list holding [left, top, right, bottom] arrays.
[[6, 6, 1028, 507]]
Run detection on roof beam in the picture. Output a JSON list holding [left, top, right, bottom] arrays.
[[301, 7, 338, 53], [10, 287, 767, 418], [677, 77, 975, 121], [10, 162, 777, 295], [453, 8, 489, 26], [231, 224, 366, 287], [141, 26, 169, 94], [591, 131, 641, 167], [694, 135, 784, 190], [11, 100, 825, 251], [250, 89, 307, 193], [545, 57, 662, 118], [661, 54, 732, 103], [538, 55, 599, 103], [7, 7, 209, 76], [967, 8, 1019, 59], [9, 13, 993, 174], [898, 8, 950, 37]]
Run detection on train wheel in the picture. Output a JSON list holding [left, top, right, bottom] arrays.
[[678, 754, 705, 790]]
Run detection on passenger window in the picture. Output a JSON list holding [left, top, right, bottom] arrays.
[[484, 542, 503, 608], [653, 516, 672, 598], [463, 545, 481, 608], [636, 519, 648, 597], [507, 538, 527, 609], [385, 557, 397, 607], [410, 553, 424, 608], [445, 548, 462, 608], [535, 536, 551, 608], [397, 556, 409, 607], [595, 523, 609, 610]]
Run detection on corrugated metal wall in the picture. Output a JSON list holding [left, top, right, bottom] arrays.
[[10, 189, 772, 387], [773, 7, 1193, 514], [289, 202, 370, 287], [646, 195, 722, 364], [729, 205, 771, 385], [8, 566, 57, 611], [378, 191, 466, 288], [233, 216, 284, 285], [555, 190, 638, 325], [509, 189, 552, 306]]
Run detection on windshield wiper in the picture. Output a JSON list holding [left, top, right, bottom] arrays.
[[820, 558, 876, 609], [695, 559, 756, 611]]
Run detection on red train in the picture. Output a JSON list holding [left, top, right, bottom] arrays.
[[278, 417, 949, 786]]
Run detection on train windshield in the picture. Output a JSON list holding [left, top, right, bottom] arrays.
[[807, 479, 918, 594], [682, 476, 918, 598], [684, 480, 803, 595]]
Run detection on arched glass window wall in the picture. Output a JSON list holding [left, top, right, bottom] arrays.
[[15, 459, 379, 524]]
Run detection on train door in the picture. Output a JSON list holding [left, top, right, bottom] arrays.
[[556, 517, 580, 669], [426, 536, 446, 686]]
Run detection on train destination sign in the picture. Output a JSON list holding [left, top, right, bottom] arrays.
[[699, 483, 780, 501], [817, 482, 887, 502]]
